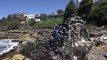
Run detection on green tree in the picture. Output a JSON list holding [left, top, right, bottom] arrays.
[[88, 0, 107, 26], [7, 21, 20, 30], [78, 0, 94, 20], [63, 0, 77, 22]]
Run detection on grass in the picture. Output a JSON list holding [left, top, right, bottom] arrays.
[[33, 18, 63, 29]]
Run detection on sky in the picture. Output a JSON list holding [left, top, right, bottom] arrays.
[[0, 0, 76, 19]]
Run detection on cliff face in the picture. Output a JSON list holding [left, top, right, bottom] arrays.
[[16, 16, 93, 60]]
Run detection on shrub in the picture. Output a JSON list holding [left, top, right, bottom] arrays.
[[7, 21, 20, 30]]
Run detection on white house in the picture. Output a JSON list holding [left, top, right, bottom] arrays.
[[35, 19, 41, 22], [27, 14, 35, 19], [35, 14, 41, 22], [22, 13, 41, 22], [22, 13, 35, 19]]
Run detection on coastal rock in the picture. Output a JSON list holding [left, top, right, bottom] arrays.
[[90, 35, 107, 46], [17, 16, 92, 60], [11, 54, 25, 60], [17, 40, 52, 60], [88, 45, 107, 60], [49, 16, 92, 60]]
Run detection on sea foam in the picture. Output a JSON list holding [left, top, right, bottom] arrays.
[[0, 39, 19, 55]]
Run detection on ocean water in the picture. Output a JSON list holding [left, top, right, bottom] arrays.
[[0, 39, 19, 55]]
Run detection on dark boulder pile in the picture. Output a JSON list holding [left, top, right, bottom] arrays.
[[16, 16, 93, 60], [17, 40, 53, 60]]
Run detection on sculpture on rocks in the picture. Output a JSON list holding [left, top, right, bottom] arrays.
[[17, 16, 92, 60]]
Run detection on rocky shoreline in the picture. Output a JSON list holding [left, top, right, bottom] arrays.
[[0, 16, 107, 60], [0, 29, 52, 60], [0, 31, 107, 60], [16, 17, 107, 60]]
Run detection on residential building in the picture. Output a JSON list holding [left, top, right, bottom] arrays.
[[21, 13, 28, 17], [35, 14, 41, 21], [22, 13, 41, 22], [22, 13, 35, 20], [40, 14, 47, 20], [27, 14, 35, 19], [77, 0, 82, 8]]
